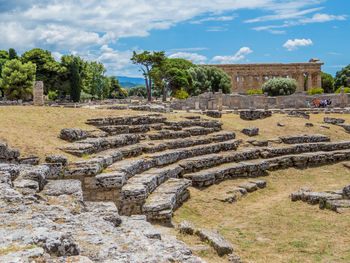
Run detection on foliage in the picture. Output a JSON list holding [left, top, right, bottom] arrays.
[[130, 51, 166, 101], [8, 48, 18, 60], [335, 65, 350, 88], [262, 78, 297, 96], [111, 87, 128, 99], [70, 58, 81, 102], [246, 89, 263, 95], [80, 90, 95, 101], [321, 72, 334, 93], [188, 66, 231, 95], [334, 87, 350, 93], [308, 88, 324, 95], [0, 59, 36, 100], [48, 90, 58, 101], [128, 85, 147, 98], [21, 48, 63, 94], [172, 89, 189, 99]]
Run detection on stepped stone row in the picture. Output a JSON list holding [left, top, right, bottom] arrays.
[[59, 128, 107, 142], [291, 185, 350, 213], [183, 149, 350, 187], [64, 131, 236, 177], [323, 116, 350, 134], [86, 113, 167, 126]]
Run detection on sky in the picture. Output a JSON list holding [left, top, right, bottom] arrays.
[[0, 0, 348, 77]]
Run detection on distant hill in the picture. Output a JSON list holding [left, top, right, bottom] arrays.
[[117, 76, 145, 88]]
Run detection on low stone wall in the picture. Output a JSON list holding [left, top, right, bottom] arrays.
[[170, 92, 350, 110]]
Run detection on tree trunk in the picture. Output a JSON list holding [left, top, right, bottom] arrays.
[[162, 85, 166, 102], [144, 76, 151, 101], [148, 78, 152, 102]]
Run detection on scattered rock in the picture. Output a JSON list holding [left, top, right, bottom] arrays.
[[249, 180, 266, 189], [178, 221, 195, 235], [238, 182, 258, 192], [277, 122, 285, 127], [195, 229, 233, 256], [45, 155, 68, 166], [205, 110, 222, 118], [240, 110, 271, 121], [324, 117, 345, 125], [241, 126, 259, 137], [305, 123, 314, 127], [228, 253, 243, 263], [288, 110, 310, 119], [320, 125, 330, 129], [343, 185, 350, 199]]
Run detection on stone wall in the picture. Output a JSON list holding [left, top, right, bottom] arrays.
[[170, 92, 350, 110]]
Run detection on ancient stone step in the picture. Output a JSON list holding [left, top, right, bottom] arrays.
[[61, 134, 141, 156], [279, 134, 330, 144], [98, 124, 151, 136], [86, 114, 166, 126], [324, 117, 345, 125], [59, 128, 107, 142], [148, 126, 218, 140], [142, 178, 192, 226], [64, 132, 236, 177], [163, 119, 223, 129]]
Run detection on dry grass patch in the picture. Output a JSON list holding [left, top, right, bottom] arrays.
[[173, 163, 350, 263]]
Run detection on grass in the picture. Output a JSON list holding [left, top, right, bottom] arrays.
[[1, 106, 350, 262]]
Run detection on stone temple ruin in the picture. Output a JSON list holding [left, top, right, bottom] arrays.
[[1, 112, 350, 262], [206, 58, 323, 92]]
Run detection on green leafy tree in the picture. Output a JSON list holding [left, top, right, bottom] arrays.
[[0, 50, 9, 97], [8, 48, 18, 60], [262, 78, 297, 96], [0, 59, 36, 100], [335, 65, 350, 88], [128, 85, 147, 98], [321, 72, 335, 93], [21, 48, 63, 94], [130, 51, 166, 101], [70, 58, 81, 102], [107, 76, 123, 99], [188, 66, 231, 95]]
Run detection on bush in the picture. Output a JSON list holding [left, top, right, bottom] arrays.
[[246, 89, 263, 95], [80, 90, 95, 101], [110, 88, 128, 99], [48, 90, 58, 101], [172, 89, 189, 99], [308, 88, 324, 95], [262, 78, 297, 96], [334, 87, 350, 93]]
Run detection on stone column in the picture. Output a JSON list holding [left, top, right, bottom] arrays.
[[231, 75, 237, 92], [307, 73, 312, 91], [258, 75, 263, 89], [264, 92, 268, 110], [297, 73, 304, 92], [194, 97, 200, 110], [316, 72, 322, 89], [340, 86, 346, 108], [33, 81, 44, 106], [218, 89, 223, 111], [238, 75, 244, 91]]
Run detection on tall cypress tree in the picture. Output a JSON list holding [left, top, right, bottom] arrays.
[[8, 48, 18, 60], [70, 58, 81, 102]]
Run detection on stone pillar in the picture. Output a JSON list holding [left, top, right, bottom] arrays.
[[307, 73, 312, 91], [33, 81, 44, 106], [264, 92, 268, 110], [231, 75, 237, 92], [316, 72, 322, 89], [218, 89, 223, 111], [238, 75, 244, 91], [340, 86, 346, 108], [297, 73, 304, 92], [194, 98, 200, 110], [258, 75, 263, 89]]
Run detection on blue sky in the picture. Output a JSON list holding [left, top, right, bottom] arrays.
[[0, 0, 348, 77]]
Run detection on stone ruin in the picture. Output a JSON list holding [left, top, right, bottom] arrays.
[[2, 112, 350, 262]]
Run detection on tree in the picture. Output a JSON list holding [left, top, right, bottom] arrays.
[[262, 78, 297, 96], [70, 58, 81, 102], [0, 59, 36, 100], [8, 48, 18, 60], [151, 58, 195, 101], [0, 50, 9, 97], [321, 72, 335, 93], [108, 76, 124, 99], [21, 48, 63, 94], [128, 85, 147, 98], [130, 51, 166, 101], [188, 66, 231, 95], [335, 65, 350, 88]]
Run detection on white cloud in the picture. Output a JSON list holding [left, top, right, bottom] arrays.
[[300, 13, 346, 23], [283, 38, 313, 51], [190, 15, 235, 24], [212, 47, 253, 64], [169, 47, 208, 52], [206, 27, 228, 32], [168, 52, 207, 64]]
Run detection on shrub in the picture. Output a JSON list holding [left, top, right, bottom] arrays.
[[172, 89, 189, 99], [80, 90, 95, 101], [128, 86, 147, 98], [48, 90, 58, 101], [334, 87, 350, 93], [262, 78, 297, 96], [308, 88, 324, 95], [246, 89, 263, 95]]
